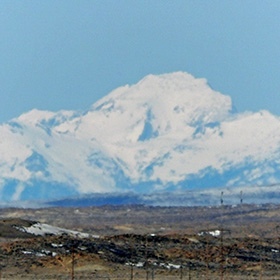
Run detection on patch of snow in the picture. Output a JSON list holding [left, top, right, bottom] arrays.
[[41, 249, 51, 254], [188, 237, 199, 243], [22, 249, 56, 257], [16, 222, 90, 238], [22, 251, 32, 255], [51, 243, 63, 248], [78, 246, 87, 251], [209, 230, 221, 237], [35, 252, 46, 257], [135, 262, 145, 268], [167, 263, 181, 269], [198, 230, 221, 237], [159, 263, 181, 269], [125, 262, 145, 268]]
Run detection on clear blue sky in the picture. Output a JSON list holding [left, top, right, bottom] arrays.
[[1, 1, 280, 123]]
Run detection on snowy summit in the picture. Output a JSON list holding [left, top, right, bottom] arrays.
[[1, 72, 280, 201]]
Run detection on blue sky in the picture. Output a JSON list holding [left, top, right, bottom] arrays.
[[1, 1, 280, 124]]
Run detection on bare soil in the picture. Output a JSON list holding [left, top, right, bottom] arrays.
[[0, 204, 280, 279]]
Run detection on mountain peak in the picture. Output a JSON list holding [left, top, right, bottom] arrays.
[[1, 72, 280, 202], [91, 72, 233, 141]]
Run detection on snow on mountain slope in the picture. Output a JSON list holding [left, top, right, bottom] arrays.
[[1, 72, 280, 201]]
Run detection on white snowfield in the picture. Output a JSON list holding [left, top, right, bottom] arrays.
[[1, 71, 280, 201], [15, 222, 93, 238]]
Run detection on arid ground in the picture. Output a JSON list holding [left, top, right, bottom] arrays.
[[1, 204, 280, 279]]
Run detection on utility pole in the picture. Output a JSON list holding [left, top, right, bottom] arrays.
[[145, 235, 149, 280], [240, 190, 244, 233], [220, 227, 224, 280], [260, 255, 263, 280], [130, 264, 134, 280], [205, 232, 209, 280], [71, 246, 75, 280], [220, 191, 224, 280], [150, 234, 155, 280], [130, 234, 134, 280], [180, 261, 183, 280], [220, 191, 224, 206]]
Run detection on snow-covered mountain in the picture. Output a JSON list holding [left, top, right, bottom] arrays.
[[1, 72, 280, 202]]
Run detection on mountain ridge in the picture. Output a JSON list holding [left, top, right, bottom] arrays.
[[1, 72, 280, 202]]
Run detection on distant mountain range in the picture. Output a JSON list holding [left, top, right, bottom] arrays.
[[1, 72, 280, 203], [44, 184, 280, 207]]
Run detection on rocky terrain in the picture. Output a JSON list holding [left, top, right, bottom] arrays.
[[1, 204, 280, 279]]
